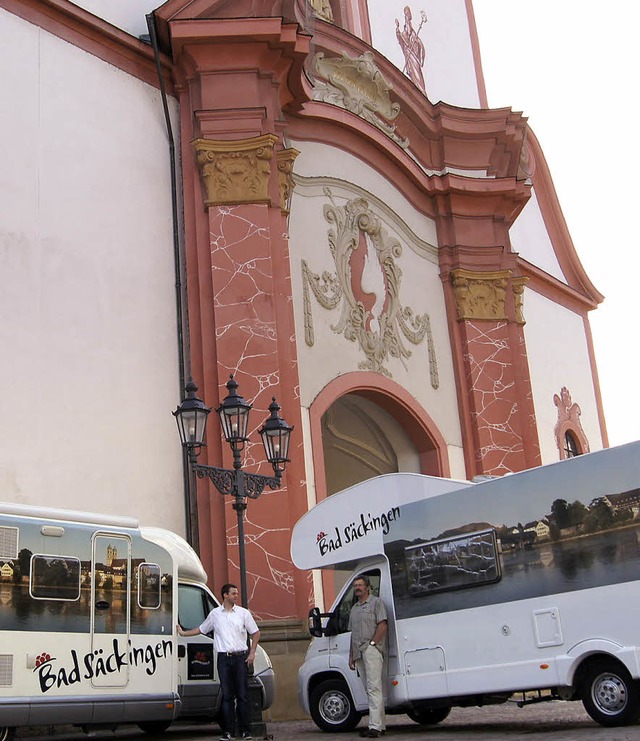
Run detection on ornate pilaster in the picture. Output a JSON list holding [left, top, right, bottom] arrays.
[[193, 135, 278, 207], [447, 267, 539, 477]]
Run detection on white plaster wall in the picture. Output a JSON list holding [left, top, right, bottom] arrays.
[[510, 188, 566, 282], [524, 290, 604, 464], [289, 140, 466, 478], [367, 0, 481, 108], [0, 10, 184, 530], [68, 0, 155, 39]]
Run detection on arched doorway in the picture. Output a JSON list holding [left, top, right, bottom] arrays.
[[321, 394, 421, 496]]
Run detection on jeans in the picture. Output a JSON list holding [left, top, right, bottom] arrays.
[[217, 652, 250, 735]]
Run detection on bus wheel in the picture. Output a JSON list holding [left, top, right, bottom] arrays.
[[136, 721, 172, 735], [0, 729, 15, 741], [407, 706, 451, 725], [310, 678, 362, 732], [582, 661, 640, 726]]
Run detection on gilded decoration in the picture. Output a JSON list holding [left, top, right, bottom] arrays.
[[553, 387, 590, 459], [511, 276, 528, 324], [452, 269, 509, 322], [276, 148, 300, 215], [308, 0, 333, 22], [312, 52, 410, 150], [302, 191, 438, 383], [193, 134, 278, 207]]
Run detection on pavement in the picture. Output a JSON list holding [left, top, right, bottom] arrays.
[[14, 702, 640, 741]]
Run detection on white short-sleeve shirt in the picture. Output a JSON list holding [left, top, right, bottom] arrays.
[[199, 604, 259, 653]]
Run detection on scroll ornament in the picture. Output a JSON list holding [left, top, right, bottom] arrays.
[[302, 192, 438, 386]]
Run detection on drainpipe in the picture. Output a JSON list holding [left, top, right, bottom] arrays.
[[145, 14, 198, 552]]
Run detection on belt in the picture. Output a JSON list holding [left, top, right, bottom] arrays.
[[224, 650, 247, 656]]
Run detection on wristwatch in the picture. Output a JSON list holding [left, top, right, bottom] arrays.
[[369, 640, 376, 646]]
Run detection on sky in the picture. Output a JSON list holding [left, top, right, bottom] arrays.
[[472, 1, 639, 448]]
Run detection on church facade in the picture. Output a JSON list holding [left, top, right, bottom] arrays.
[[0, 0, 606, 717]]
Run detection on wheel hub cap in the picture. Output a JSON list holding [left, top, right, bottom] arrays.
[[593, 673, 627, 714]]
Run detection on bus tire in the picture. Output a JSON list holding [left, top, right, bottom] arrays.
[[309, 678, 362, 732], [0, 729, 15, 741], [581, 660, 640, 727], [136, 721, 172, 735], [407, 706, 451, 725]]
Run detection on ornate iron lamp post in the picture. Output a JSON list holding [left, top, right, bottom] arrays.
[[173, 375, 293, 607]]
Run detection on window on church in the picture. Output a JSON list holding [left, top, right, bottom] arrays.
[[564, 431, 581, 458]]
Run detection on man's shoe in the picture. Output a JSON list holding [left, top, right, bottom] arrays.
[[359, 730, 383, 738], [219, 733, 234, 741], [240, 733, 253, 740]]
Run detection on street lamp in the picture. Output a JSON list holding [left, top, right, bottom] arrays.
[[173, 375, 293, 607]]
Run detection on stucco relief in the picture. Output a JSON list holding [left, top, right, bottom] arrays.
[[308, 0, 333, 22], [553, 386, 590, 459], [193, 135, 278, 207], [302, 191, 438, 384], [395, 5, 428, 94], [312, 51, 410, 149]]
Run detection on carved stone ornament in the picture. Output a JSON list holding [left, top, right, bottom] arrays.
[[308, 0, 333, 22], [312, 51, 410, 150], [511, 276, 528, 325], [276, 148, 300, 215], [553, 386, 590, 459], [451, 269, 510, 322], [193, 134, 278, 207], [302, 191, 438, 384]]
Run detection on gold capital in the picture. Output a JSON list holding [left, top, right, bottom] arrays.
[[451, 269, 509, 322], [193, 134, 278, 207], [276, 148, 300, 214]]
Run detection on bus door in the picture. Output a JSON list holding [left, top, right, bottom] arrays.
[[91, 533, 131, 687]]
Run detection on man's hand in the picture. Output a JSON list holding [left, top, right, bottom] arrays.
[[176, 624, 185, 636], [246, 650, 256, 666], [348, 656, 355, 671]]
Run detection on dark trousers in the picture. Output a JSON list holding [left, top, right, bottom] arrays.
[[217, 652, 249, 734]]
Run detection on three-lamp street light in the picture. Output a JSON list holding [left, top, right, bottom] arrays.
[[173, 375, 293, 607]]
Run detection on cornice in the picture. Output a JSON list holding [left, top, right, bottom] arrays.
[[1, 0, 174, 93], [527, 129, 603, 307], [517, 256, 599, 314]]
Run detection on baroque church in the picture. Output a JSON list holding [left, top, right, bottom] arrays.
[[0, 0, 605, 717]]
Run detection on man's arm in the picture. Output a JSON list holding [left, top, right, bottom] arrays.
[[247, 629, 260, 665], [177, 624, 202, 637], [371, 619, 387, 645]]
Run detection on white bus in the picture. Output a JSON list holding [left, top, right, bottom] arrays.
[[0, 503, 274, 741], [293, 441, 640, 730]]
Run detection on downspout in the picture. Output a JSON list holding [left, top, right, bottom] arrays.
[[146, 14, 198, 552]]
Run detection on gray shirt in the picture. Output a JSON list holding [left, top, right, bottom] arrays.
[[348, 593, 388, 661]]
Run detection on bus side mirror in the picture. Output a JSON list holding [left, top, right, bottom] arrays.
[[309, 607, 323, 637]]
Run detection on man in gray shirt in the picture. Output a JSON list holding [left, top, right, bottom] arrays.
[[348, 574, 388, 738]]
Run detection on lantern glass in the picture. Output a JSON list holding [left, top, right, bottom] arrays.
[[173, 380, 211, 453], [259, 397, 293, 473], [216, 375, 252, 449]]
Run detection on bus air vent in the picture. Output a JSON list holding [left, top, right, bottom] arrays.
[[0, 526, 18, 560], [0, 655, 13, 686]]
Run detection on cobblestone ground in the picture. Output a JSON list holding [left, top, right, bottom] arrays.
[[15, 703, 640, 741]]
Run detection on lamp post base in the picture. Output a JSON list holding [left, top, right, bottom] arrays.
[[248, 676, 267, 738]]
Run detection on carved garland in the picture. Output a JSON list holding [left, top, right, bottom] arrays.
[[302, 192, 438, 385]]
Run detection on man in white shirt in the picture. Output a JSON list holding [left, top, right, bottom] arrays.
[[178, 583, 260, 741]]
